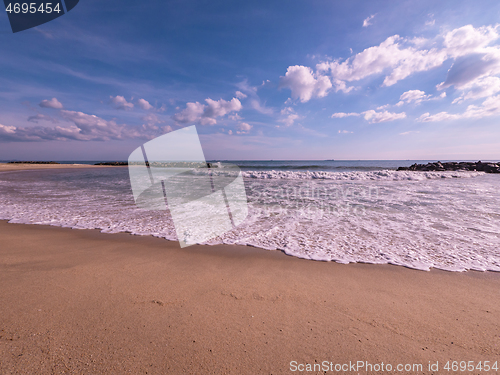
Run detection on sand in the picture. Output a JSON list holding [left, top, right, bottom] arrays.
[[0, 163, 121, 173], [1, 220, 499, 374]]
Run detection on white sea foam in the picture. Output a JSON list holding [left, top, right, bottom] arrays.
[[241, 169, 484, 181], [0, 168, 499, 272]]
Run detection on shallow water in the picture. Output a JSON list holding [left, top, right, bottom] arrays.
[[0, 165, 499, 272]]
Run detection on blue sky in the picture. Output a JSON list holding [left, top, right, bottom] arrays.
[[1, 0, 500, 160]]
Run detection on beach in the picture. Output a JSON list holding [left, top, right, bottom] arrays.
[[3, 0, 500, 372], [1, 163, 500, 374], [0, 163, 119, 173], [1, 220, 500, 374]]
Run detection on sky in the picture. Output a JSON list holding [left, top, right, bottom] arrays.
[[1, 0, 500, 161]]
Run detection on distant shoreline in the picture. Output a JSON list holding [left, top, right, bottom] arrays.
[[3, 159, 500, 164], [4, 160, 500, 171], [5, 161, 128, 166], [0, 163, 125, 173]]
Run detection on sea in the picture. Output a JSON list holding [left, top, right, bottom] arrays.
[[0, 160, 499, 272]]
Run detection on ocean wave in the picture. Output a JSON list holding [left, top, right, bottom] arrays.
[[1, 167, 499, 272], [241, 169, 484, 181]]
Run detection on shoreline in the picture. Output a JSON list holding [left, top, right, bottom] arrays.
[[1, 220, 500, 373], [1, 219, 497, 274], [0, 162, 126, 173], [0, 164, 497, 273]]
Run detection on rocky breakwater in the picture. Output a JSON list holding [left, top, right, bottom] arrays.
[[94, 162, 128, 166], [397, 161, 500, 173], [8, 161, 60, 164]]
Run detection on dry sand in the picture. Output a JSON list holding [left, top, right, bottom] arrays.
[[1, 220, 499, 374], [0, 163, 121, 173]]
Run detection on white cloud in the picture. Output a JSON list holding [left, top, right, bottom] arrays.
[[280, 114, 299, 127], [408, 37, 429, 48], [137, 98, 153, 110], [418, 94, 500, 122], [338, 130, 353, 134], [61, 110, 139, 139], [278, 107, 300, 127], [332, 78, 355, 93], [0, 124, 16, 134], [331, 112, 360, 118], [331, 110, 405, 123], [279, 65, 332, 103], [443, 24, 500, 58], [237, 122, 252, 134], [140, 113, 171, 134], [172, 102, 205, 124], [142, 113, 162, 126], [316, 35, 447, 87], [0, 110, 171, 142], [399, 131, 420, 135], [204, 98, 242, 118], [380, 90, 445, 108], [273, 24, 500, 111], [400, 90, 428, 103], [435, 25, 500, 98], [396, 90, 430, 106], [418, 111, 455, 122], [110, 95, 134, 110], [281, 25, 500, 114], [235, 91, 247, 99], [39, 98, 63, 109], [309, 23, 500, 103], [452, 76, 500, 103], [228, 113, 242, 121], [173, 97, 242, 125], [437, 53, 500, 91], [425, 14, 435, 27], [381, 44, 447, 87], [362, 14, 376, 28], [228, 130, 233, 135], [362, 110, 406, 123]]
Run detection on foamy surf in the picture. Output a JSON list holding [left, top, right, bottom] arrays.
[[241, 169, 484, 181], [0, 166, 499, 272]]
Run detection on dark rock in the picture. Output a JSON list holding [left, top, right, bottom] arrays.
[[94, 162, 128, 166], [7, 161, 60, 164], [483, 163, 500, 173], [396, 161, 500, 173]]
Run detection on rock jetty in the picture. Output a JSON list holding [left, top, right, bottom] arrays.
[[8, 161, 60, 164], [94, 162, 128, 166], [397, 161, 500, 173]]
